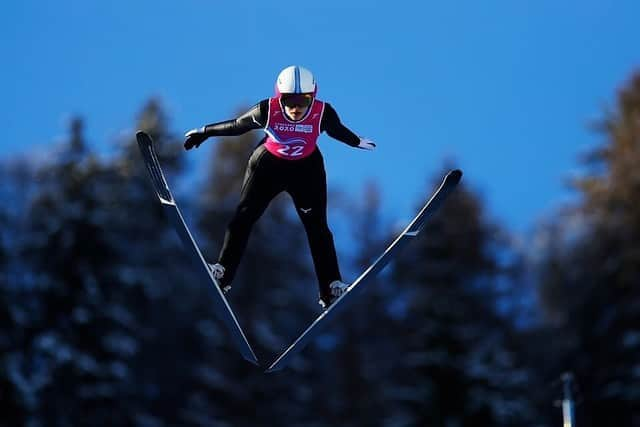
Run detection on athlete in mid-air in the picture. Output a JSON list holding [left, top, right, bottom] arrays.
[[183, 65, 376, 309]]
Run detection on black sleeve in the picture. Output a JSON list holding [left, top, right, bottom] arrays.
[[321, 103, 360, 147], [202, 100, 269, 137]]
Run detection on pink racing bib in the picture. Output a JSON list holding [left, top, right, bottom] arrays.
[[263, 97, 325, 160]]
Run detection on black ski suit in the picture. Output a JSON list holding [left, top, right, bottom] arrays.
[[192, 99, 361, 304]]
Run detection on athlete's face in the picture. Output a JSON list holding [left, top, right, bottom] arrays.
[[284, 104, 309, 121], [281, 93, 313, 121]]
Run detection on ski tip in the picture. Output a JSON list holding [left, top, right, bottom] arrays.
[[446, 169, 463, 184], [135, 130, 151, 144]]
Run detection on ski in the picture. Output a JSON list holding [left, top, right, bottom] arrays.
[[136, 131, 258, 365], [266, 169, 463, 372]]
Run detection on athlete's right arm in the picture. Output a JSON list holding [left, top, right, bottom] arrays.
[[184, 100, 269, 150]]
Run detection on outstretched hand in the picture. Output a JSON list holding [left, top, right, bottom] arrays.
[[357, 137, 376, 151], [184, 128, 208, 150]]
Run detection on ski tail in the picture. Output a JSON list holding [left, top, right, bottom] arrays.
[[266, 169, 462, 372]]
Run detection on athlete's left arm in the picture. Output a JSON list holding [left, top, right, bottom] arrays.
[[321, 104, 376, 150]]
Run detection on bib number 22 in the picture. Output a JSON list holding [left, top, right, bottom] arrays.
[[277, 145, 305, 157]]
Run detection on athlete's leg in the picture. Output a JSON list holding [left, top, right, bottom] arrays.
[[218, 146, 283, 287], [287, 150, 342, 304]]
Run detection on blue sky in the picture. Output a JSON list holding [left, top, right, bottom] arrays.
[[2, 0, 639, 234]]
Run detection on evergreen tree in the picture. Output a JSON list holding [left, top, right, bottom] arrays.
[[3, 100, 205, 426], [317, 180, 397, 426], [0, 159, 40, 426], [534, 71, 640, 426], [0, 168, 20, 427], [13, 117, 136, 426], [388, 170, 536, 426], [109, 99, 204, 425]]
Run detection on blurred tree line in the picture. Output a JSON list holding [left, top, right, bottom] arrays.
[[0, 71, 638, 427]]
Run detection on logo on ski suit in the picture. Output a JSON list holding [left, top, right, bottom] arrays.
[[263, 97, 325, 160]]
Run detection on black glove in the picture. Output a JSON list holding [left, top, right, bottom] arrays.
[[184, 127, 208, 150]]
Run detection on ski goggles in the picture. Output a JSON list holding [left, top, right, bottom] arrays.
[[281, 93, 314, 108]]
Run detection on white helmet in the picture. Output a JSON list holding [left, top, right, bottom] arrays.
[[275, 65, 317, 96]]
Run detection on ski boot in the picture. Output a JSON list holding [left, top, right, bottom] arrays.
[[208, 263, 231, 294], [318, 280, 350, 310]]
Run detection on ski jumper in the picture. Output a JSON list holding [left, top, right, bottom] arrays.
[[199, 98, 360, 304]]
